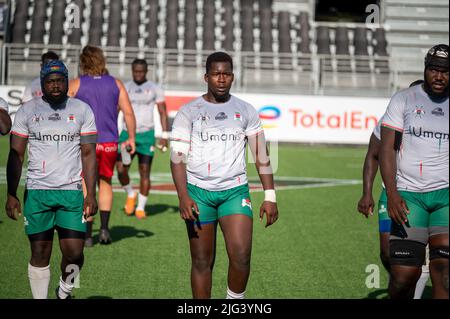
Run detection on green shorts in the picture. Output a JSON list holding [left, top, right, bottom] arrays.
[[119, 129, 155, 157], [378, 188, 392, 233], [23, 189, 86, 235], [398, 188, 449, 228], [187, 183, 253, 224]]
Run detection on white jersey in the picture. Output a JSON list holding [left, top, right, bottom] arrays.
[[381, 85, 449, 192], [0, 97, 8, 112], [171, 95, 264, 191], [373, 118, 381, 140], [124, 80, 165, 133], [22, 77, 43, 103], [11, 97, 97, 190]]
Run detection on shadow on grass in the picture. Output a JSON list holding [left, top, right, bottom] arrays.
[[143, 203, 179, 217], [92, 226, 154, 244], [364, 285, 432, 299], [364, 289, 389, 299]]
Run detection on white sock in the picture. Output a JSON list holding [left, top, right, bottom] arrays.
[[58, 276, 74, 299], [123, 184, 135, 198], [137, 193, 148, 211], [28, 263, 51, 299], [226, 287, 245, 299], [414, 267, 430, 299]]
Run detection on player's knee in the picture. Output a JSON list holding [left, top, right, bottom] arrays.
[[229, 248, 251, 268], [191, 256, 214, 272], [63, 251, 84, 266], [390, 240, 426, 267], [30, 245, 52, 266]]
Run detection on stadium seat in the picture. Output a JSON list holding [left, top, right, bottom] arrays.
[[353, 27, 371, 73], [316, 26, 332, 72], [335, 27, 351, 72], [107, 0, 123, 47]]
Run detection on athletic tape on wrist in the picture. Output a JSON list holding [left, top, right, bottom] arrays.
[[264, 189, 276, 203]]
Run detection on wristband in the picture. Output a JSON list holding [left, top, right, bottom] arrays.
[[161, 131, 170, 139], [264, 189, 276, 203]]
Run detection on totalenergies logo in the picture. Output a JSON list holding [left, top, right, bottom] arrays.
[[259, 106, 281, 129]]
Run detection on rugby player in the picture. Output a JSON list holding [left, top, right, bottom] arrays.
[[0, 97, 11, 135], [22, 51, 60, 104], [116, 59, 169, 219], [380, 44, 449, 299], [358, 79, 430, 299], [69, 46, 136, 246], [170, 52, 279, 299], [5, 60, 98, 299]]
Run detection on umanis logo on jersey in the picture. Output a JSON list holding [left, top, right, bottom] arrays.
[[259, 106, 281, 129]]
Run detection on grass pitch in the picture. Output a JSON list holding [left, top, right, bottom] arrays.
[[0, 135, 429, 299]]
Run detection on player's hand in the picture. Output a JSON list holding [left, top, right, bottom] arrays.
[[124, 138, 136, 155], [357, 194, 374, 218], [387, 191, 409, 225], [157, 139, 169, 152], [179, 194, 199, 222], [260, 201, 278, 228], [5, 194, 22, 221], [83, 194, 98, 220]]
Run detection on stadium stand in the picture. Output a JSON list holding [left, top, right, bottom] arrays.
[[0, 0, 448, 96], [384, 0, 449, 88]]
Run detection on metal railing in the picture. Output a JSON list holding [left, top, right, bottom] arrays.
[[1, 43, 419, 97]]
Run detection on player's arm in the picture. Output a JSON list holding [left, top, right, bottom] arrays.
[[81, 142, 98, 219], [171, 153, 199, 221], [0, 109, 12, 135], [68, 78, 80, 97], [157, 101, 169, 149], [116, 79, 136, 154], [247, 132, 279, 228], [5, 134, 28, 220], [357, 133, 380, 218], [379, 127, 408, 225], [170, 108, 198, 221]]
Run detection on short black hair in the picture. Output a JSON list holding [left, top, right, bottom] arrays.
[[41, 51, 59, 63], [132, 58, 148, 68], [206, 52, 233, 74]]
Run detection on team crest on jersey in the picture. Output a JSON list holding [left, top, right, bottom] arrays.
[[234, 112, 242, 121], [215, 112, 228, 121], [32, 114, 44, 123], [432, 107, 445, 117], [67, 114, 76, 123], [413, 106, 425, 118], [242, 198, 252, 209], [48, 113, 61, 121], [197, 113, 210, 125]]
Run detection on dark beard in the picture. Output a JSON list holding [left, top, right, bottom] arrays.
[[134, 79, 147, 86], [423, 80, 449, 101], [423, 71, 449, 101], [213, 92, 231, 103], [42, 91, 69, 109]]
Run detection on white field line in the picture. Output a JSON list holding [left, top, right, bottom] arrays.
[[0, 169, 361, 196]]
